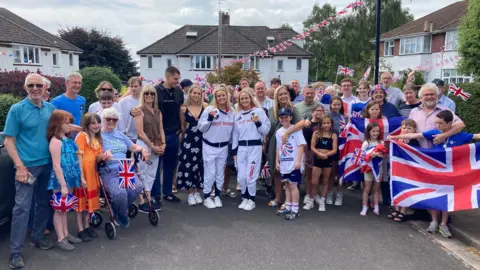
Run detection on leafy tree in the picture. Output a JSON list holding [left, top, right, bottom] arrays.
[[279, 23, 293, 29], [457, 0, 480, 79], [0, 94, 21, 130], [206, 62, 260, 86], [79, 67, 122, 107], [58, 27, 138, 81]]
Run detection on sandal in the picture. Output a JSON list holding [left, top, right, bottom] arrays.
[[393, 213, 406, 222], [387, 210, 400, 219], [268, 200, 280, 207]]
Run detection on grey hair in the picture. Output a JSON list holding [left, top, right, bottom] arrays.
[[24, 73, 43, 86], [65, 72, 82, 82], [43, 78, 51, 88], [101, 107, 120, 119], [302, 85, 314, 94], [418, 83, 440, 98]]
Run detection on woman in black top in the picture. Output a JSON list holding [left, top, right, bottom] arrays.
[[399, 83, 421, 117]]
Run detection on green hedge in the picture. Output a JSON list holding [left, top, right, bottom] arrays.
[[454, 82, 480, 133], [79, 67, 122, 108], [0, 94, 21, 130]]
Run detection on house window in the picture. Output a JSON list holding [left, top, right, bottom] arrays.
[[400, 36, 431, 55], [147, 56, 153, 68], [277, 59, 284, 71], [445, 31, 458, 51], [442, 69, 472, 85], [266, 36, 275, 47], [296, 57, 302, 71], [384, 40, 394, 56], [167, 59, 172, 67], [190, 56, 216, 70], [233, 56, 259, 70], [69, 54, 74, 66], [13, 45, 40, 64], [52, 53, 59, 66]]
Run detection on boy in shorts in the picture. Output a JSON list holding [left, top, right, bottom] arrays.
[[275, 108, 306, 220]]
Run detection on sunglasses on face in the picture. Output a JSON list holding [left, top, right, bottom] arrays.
[[145, 92, 156, 96], [105, 118, 118, 123], [101, 88, 113, 92], [26, 84, 44, 89]]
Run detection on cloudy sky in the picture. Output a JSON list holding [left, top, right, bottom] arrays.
[[3, 0, 460, 60]]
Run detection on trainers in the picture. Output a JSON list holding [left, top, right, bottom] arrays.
[[439, 225, 452, 238], [77, 231, 92, 242], [243, 200, 256, 211], [150, 201, 161, 211], [318, 198, 326, 212], [85, 227, 99, 238], [303, 194, 311, 204], [204, 197, 216, 209], [303, 199, 314, 210], [163, 194, 181, 202], [326, 192, 334, 205], [238, 199, 248, 209], [360, 207, 368, 216], [194, 192, 203, 204], [334, 193, 343, 206], [56, 238, 75, 251], [276, 208, 291, 216], [9, 253, 24, 269], [30, 236, 53, 250], [426, 221, 439, 233], [214, 196, 223, 208], [138, 203, 150, 213], [236, 184, 241, 191], [118, 215, 130, 228], [188, 194, 197, 206], [314, 195, 322, 205], [285, 211, 300, 220]]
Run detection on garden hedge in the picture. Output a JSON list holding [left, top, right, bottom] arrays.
[[0, 70, 65, 98], [0, 94, 21, 130], [79, 66, 122, 108], [454, 82, 480, 133]]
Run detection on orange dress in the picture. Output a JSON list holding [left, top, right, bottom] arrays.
[[73, 132, 102, 213]]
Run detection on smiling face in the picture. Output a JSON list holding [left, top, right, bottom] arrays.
[[143, 90, 156, 104], [100, 99, 113, 109], [303, 87, 315, 104], [254, 82, 266, 98], [368, 103, 381, 119], [88, 119, 101, 134], [372, 89, 385, 103], [420, 88, 438, 109], [189, 87, 202, 104], [24, 74, 45, 102], [239, 92, 252, 110], [290, 80, 300, 93], [215, 90, 228, 106], [341, 81, 353, 97], [104, 116, 118, 131], [331, 100, 342, 113], [276, 88, 290, 106], [401, 124, 416, 134], [357, 84, 369, 97], [279, 115, 292, 127], [381, 73, 393, 88], [130, 82, 142, 96], [321, 118, 332, 131], [370, 126, 381, 140], [66, 75, 82, 95], [240, 80, 249, 89], [312, 106, 325, 120]]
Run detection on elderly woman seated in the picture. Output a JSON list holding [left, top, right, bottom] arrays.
[[99, 107, 150, 228]]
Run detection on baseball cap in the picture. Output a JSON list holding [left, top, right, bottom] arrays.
[[180, 79, 193, 89], [432, 79, 445, 87], [278, 107, 293, 117]]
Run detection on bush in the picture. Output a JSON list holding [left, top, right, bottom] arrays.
[[0, 70, 65, 98], [79, 67, 122, 108], [454, 82, 480, 133], [206, 62, 260, 86], [0, 94, 21, 130]]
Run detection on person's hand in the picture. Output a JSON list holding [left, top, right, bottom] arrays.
[[104, 150, 113, 161], [141, 148, 150, 161], [319, 153, 328, 160], [281, 133, 289, 144], [304, 119, 311, 128], [276, 162, 280, 171], [131, 107, 143, 117], [407, 70, 415, 83], [251, 114, 259, 123], [387, 135, 394, 141], [60, 185, 69, 196], [81, 178, 87, 188], [262, 143, 267, 153], [209, 110, 216, 117], [233, 156, 237, 161], [432, 133, 447, 145], [294, 161, 301, 170], [159, 144, 166, 154], [15, 165, 29, 183]]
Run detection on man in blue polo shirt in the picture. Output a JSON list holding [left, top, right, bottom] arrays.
[[51, 72, 86, 126], [4, 74, 56, 269]]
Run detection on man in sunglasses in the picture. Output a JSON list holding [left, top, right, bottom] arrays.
[[4, 74, 56, 269], [50, 72, 85, 131]]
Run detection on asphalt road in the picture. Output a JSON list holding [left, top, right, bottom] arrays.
[[0, 190, 468, 270]]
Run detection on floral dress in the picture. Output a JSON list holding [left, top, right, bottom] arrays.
[[47, 137, 81, 190], [177, 107, 204, 190]]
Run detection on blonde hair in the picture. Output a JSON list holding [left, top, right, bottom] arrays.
[[139, 85, 159, 110], [94, 81, 113, 98], [211, 85, 233, 111], [273, 85, 294, 118], [235, 90, 260, 111], [186, 84, 203, 106]]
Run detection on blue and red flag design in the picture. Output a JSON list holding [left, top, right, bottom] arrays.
[[50, 192, 78, 212], [390, 141, 480, 212], [360, 144, 389, 182], [119, 159, 136, 190], [337, 65, 355, 76]]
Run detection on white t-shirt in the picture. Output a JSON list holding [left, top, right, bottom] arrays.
[[275, 128, 306, 174], [119, 96, 140, 140]]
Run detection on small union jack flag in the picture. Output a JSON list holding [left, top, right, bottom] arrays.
[[50, 192, 78, 212], [261, 161, 271, 180], [119, 159, 136, 190], [449, 83, 471, 101], [337, 65, 355, 76]]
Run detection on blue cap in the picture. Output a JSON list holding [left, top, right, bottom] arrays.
[[278, 107, 293, 117]]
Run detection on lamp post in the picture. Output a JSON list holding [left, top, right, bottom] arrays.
[[374, 0, 382, 84]]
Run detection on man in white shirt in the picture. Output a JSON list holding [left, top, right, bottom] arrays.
[[381, 72, 405, 107], [340, 78, 356, 115], [432, 79, 456, 113], [254, 81, 273, 111], [119, 77, 142, 141]]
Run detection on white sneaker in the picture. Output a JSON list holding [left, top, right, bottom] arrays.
[[303, 194, 311, 204], [203, 197, 216, 209], [360, 207, 368, 216], [326, 192, 334, 205], [214, 196, 223, 208], [314, 195, 322, 205], [188, 194, 197, 206], [243, 200, 256, 211], [303, 199, 314, 210], [318, 198, 326, 212], [238, 199, 248, 209], [334, 193, 343, 206], [194, 192, 203, 204]]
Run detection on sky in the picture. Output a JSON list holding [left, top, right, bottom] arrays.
[[3, 0, 461, 61]]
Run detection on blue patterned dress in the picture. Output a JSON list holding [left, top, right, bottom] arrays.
[[48, 137, 81, 190]]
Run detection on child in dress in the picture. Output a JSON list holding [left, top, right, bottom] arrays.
[[47, 110, 82, 250]]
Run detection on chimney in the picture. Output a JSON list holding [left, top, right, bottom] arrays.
[[221, 12, 230, 25], [424, 21, 433, 32]]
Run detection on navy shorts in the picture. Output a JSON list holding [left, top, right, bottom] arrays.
[[280, 169, 302, 184]]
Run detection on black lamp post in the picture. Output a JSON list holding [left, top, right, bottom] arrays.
[[374, 0, 382, 84]]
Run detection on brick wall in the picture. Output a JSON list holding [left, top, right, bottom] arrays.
[[380, 41, 384, 56], [431, 33, 446, 53]]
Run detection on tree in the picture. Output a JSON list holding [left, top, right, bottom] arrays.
[[457, 0, 480, 79], [79, 67, 122, 107], [304, 0, 413, 83], [279, 23, 293, 29], [58, 27, 138, 81], [205, 63, 260, 86]]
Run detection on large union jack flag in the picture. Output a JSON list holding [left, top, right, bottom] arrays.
[[119, 159, 136, 190], [390, 141, 480, 212], [338, 116, 404, 183], [50, 192, 78, 212]]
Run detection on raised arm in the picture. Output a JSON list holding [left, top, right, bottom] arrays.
[[255, 109, 271, 136]]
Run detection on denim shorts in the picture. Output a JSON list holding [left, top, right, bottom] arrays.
[[280, 169, 302, 184]]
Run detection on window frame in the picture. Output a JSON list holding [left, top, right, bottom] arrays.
[[147, 56, 153, 69], [296, 57, 302, 71], [384, 40, 394, 56], [190, 55, 217, 70], [442, 69, 473, 85], [445, 31, 458, 51], [167, 58, 172, 67], [52, 52, 59, 66], [277, 59, 284, 71], [13, 45, 41, 64], [399, 35, 431, 55]]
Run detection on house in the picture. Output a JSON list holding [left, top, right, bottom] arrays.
[[0, 8, 82, 77], [379, 1, 471, 84], [137, 12, 312, 87]]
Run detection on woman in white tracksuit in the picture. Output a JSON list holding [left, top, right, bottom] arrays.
[[198, 85, 234, 209], [232, 90, 270, 211]]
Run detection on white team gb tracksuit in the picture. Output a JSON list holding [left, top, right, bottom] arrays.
[[232, 107, 270, 202], [198, 106, 234, 199]]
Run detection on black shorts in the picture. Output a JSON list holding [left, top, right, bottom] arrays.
[[280, 169, 302, 184], [313, 157, 333, 168]]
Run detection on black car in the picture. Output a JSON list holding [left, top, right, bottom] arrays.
[[0, 132, 15, 232]]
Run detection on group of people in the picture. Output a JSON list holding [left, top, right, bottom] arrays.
[[3, 65, 475, 269]]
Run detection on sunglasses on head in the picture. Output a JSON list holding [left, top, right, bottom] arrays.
[[101, 88, 113, 92], [145, 92, 156, 96], [105, 118, 118, 123], [27, 84, 44, 89]]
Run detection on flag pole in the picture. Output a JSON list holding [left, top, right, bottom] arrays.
[[335, 72, 339, 85]]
